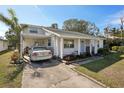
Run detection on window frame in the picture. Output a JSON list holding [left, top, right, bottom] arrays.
[[64, 39, 74, 48]]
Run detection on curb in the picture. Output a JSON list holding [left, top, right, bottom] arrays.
[[72, 68, 109, 88]]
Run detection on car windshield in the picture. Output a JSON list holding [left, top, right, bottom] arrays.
[[33, 47, 47, 51]]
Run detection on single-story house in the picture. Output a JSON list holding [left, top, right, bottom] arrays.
[[0, 39, 8, 52], [20, 24, 104, 59]]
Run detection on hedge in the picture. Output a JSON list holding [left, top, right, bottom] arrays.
[[112, 46, 124, 52]]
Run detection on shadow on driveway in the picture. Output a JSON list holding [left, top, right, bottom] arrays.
[[30, 59, 61, 68]]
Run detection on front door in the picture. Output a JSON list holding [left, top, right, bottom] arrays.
[[80, 41, 84, 52], [86, 46, 90, 53]]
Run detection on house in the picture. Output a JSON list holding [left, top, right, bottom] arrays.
[[20, 24, 104, 59], [0, 38, 8, 52]]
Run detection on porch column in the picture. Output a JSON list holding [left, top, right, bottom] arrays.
[[60, 37, 63, 59], [90, 40, 92, 55], [20, 31, 23, 59], [94, 40, 98, 54], [78, 38, 81, 55]]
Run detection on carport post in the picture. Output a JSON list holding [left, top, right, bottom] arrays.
[[20, 31, 23, 59], [60, 37, 63, 59]]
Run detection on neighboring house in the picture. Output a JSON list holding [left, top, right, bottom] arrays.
[[20, 24, 104, 59], [0, 39, 8, 52]]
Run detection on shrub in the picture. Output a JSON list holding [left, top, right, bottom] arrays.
[[63, 54, 76, 61], [112, 46, 119, 51], [118, 46, 124, 53], [98, 48, 109, 56]]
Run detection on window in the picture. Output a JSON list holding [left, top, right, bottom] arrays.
[[30, 30, 38, 33], [64, 39, 74, 48], [48, 39, 51, 46], [29, 27, 38, 33]]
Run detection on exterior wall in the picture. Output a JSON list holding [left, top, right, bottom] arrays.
[[23, 25, 51, 36], [0, 40, 8, 52]]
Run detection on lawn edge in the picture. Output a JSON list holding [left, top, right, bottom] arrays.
[[72, 68, 109, 88]]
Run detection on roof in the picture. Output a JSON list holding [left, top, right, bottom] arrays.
[[43, 27, 105, 40], [22, 24, 105, 40]]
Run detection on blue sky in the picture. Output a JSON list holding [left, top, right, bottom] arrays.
[[0, 5, 124, 37]]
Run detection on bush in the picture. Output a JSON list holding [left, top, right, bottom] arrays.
[[98, 48, 109, 56], [63, 54, 76, 61], [112, 46, 119, 51], [118, 46, 124, 53]]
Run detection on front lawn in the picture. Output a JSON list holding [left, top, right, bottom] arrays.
[[75, 53, 124, 88], [0, 51, 23, 88]]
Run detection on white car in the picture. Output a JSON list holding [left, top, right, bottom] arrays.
[[30, 46, 53, 61]]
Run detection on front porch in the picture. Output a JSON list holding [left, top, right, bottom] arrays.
[[58, 38, 101, 59]]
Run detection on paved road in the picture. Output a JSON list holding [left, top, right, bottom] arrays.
[[22, 60, 102, 88]]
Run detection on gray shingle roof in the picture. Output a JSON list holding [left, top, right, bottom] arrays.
[[44, 27, 104, 39]]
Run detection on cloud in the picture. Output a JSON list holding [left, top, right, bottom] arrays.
[[0, 22, 8, 37], [105, 9, 124, 25]]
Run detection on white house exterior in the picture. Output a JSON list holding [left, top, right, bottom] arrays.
[[0, 39, 8, 52], [20, 24, 104, 59]]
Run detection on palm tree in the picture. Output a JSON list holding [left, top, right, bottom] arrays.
[[0, 8, 28, 52]]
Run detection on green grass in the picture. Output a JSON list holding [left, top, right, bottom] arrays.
[[0, 51, 23, 88], [75, 53, 124, 88]]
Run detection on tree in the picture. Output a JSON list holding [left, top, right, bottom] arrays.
[[0, 8, 28, 52], [62, 18, 99, 36]]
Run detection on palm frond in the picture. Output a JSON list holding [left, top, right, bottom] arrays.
[[8, 8, 18, 25], [0, 13, 12, 26], [8, 8, 16, 18]]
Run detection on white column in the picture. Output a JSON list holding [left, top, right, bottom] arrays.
[[95, 40, 98, 54], [90, 40, 92, 55], [60, 38, 63, 59], [99, 40, 103, 48], [78, 38, 81, 55], [55, 37, 59, 56], [51, 36, 56, 55], [20, 31, 23, 59]]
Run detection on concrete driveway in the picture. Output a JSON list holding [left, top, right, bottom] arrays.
[[22, 60, 103, 88]]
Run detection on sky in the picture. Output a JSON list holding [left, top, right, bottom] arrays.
[[0, 5, 124, 37]]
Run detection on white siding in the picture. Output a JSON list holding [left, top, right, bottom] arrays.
[[23, 26, 50, 36], [0, 40, 8, 52]]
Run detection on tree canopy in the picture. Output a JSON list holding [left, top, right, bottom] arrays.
[[62, 18, 100, 36]]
